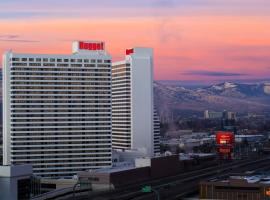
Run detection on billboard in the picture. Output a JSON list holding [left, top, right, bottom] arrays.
[[216, 131, 235, 159], [218, 147, 232, 154], [216, 131, 235, 146]]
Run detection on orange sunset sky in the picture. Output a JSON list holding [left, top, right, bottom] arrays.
[[0, 0, 270, 84]]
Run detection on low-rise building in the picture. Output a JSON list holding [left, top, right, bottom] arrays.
[[200, 174, 270, 200], [0, 164, 33, 200], [78, 154, 217, 190]]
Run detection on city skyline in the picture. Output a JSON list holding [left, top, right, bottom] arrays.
[[0, 0, 270, 83]]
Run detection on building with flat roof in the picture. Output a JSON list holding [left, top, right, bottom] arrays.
[[200, 174, 270, 200], [2, 41, 112, 178], [204, 110, 236, 120], [111, 47, 160, 157], [0, 164, 33, 200]]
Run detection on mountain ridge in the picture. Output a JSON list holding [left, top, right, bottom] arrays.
[[154, 81, 270, 120]]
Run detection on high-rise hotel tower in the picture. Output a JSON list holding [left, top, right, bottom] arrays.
[[112, 48, 160, 157], [2, 41, 112, 178]]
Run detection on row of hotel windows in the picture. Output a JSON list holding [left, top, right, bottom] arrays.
[[111, 102, 131, 106], [11, 97, 111, 100], [11, 141, 111, 145], [112, 99, 131, 103], [12, 63, 111, 68], [11, 96, 111, 100], [112, 121, 131, 125], [112, 72, 130, 78], [111, 67, 130, 74], [112, 144, 131, 148], [112, 77, 130, 82], [11, 155, 111, 159], [12, 57, 111, 63], [11, 100, 111, 103], [13, 162, 110, 166], [112, 133, 131, 137], [11, 115, 111, 118], [112, 83, 131, 89], [11, 118, 111, 122], [112, 107, 131, 111], [11, 132, 112, 136], [12, 150, 111, 155], [11, 109, 111, 113], [12, 136, 111, 140], [11, 91, 111, 94], [12, 123, 111, 127], [112, 125, 131, 129], [11, 86, 111, 90], [112, 63, 130, 68], [11, 82, 111, 86], [11, 127, 111, 131], [12, 136, 111, 141], [13, 155, 111, 158], [112, 88, 131, 93], [113, 136, 130, 140], [112, 115, 131, 118], [11, 72, 110, 77], [12, 145, 111, 150], [11, 77, 111, 81], [13, 159, 112, 164], [11, 67, 110, 72]]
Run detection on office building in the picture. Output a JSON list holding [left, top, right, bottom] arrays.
[[204, 110, 223, 119], [111, 47, 160, 157], [153, 109, 161, 154], [2, 41, 112, 178]]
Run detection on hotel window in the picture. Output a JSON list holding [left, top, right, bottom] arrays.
[[43, 58, 48, 62], [50, 58, 55, 62], [22, 58, 27, 61], [29, 58, 34, 62], [64, 59, 69, 62], [12, 58, 20, 61], [36, 58, 41, 62], [57, 59, 62, 62]]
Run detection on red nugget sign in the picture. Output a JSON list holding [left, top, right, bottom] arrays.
[[79, 41, 104, 51]]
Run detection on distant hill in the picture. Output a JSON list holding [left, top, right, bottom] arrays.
[[154, 81, 270, 121]]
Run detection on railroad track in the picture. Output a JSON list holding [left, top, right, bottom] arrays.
[[131, 157, 270, 200], [99, 157, 270, 200], [66, 157, 270, 200]]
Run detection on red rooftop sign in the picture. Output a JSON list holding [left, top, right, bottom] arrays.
[[79, 41, 104, 51]]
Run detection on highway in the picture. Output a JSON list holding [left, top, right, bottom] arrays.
[[64, 156, 270, 200]]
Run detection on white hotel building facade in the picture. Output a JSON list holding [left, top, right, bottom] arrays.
[[112, 48, 160, 157], [2, 41, 112, 178]]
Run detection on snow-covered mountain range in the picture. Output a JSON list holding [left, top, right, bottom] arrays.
[[154, 81, 270, 119]]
